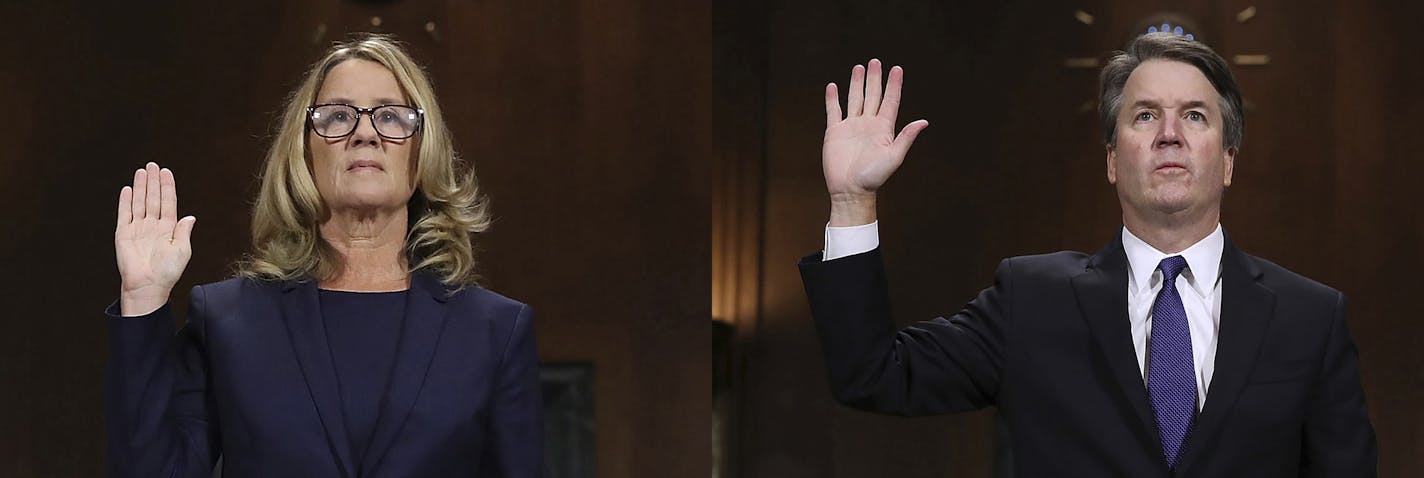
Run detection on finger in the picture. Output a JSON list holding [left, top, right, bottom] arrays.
[[825, 83, 842, 127], [881, 65, 905, 125], [847, 64, 865, 117], [144, 162, 161, 220], [160, 168, 177, 222], [173, 216, 197, 246], [864, 59, 883, 117], [118, 186, 133, 226], [892, 119, 930, 158], [131, 168, 147, 219]]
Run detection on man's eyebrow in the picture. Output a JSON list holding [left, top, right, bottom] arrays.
[[1129, 99, 1160, 110], [1179, 100, 1210, 110], [1128, 99, 1212, 110]]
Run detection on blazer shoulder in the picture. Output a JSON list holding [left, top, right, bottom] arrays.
[[1243, 253, 1341, 301], [1001, 250, 1093, 280], [444, 286, 532, 323], [190, 276, 281, 306]]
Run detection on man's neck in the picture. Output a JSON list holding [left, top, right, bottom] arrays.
[[1122, 208, 1221, 254]]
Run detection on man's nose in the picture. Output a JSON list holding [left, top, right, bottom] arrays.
[[1154, 115, 1184, 149]]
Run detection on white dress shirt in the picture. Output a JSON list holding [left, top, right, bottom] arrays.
[[823, 222, 1224, 411]]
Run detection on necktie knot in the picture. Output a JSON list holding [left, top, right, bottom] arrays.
[[1158, 256, 1188, 283]]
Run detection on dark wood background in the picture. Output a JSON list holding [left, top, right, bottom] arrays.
[[0, 1, 709, 476], [716, 0, 1424, 476]]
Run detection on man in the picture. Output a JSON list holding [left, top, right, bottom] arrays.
[[799, 31, 1377, 476]]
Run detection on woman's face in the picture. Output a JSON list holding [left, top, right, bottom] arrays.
[[308, 59, 418, 215]]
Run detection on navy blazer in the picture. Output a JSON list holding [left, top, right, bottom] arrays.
[[799, 234, 1376, 477], [105, 272, 542, 478]]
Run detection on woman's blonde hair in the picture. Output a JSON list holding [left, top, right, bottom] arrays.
[[237, 33, 490, 288]]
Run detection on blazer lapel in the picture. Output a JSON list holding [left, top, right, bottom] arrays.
[[1070, 234, 1164, 459], [278, 280, 356, 478], [1174, 238, 1275, 476], [360, 272, 454, 477]]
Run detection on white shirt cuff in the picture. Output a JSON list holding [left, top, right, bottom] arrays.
[[823, 221, 880, 261]]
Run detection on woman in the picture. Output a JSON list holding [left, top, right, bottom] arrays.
[[107, 34, 540, 477]]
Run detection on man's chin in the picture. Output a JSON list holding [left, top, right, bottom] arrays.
[[1147, 197, 1197, 216], [1135, 191, 1195, 216]]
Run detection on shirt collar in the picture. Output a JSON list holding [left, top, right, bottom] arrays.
[[1121, 224, 1224, 298]]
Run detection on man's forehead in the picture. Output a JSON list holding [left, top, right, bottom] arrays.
[[1122, 59, 1220, 106]]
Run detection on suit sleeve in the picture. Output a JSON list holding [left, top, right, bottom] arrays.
[[1300, 293, 1377, 477], [799, 248, 1011, 416], [104, 285, 221, 478], [480, 304, 543, 477]]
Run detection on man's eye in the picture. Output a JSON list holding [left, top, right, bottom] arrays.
[[1136, 111, 1154, 121], [1186, 111, 1205, 121]]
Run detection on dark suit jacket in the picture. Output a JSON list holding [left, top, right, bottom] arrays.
[[799, 234, 1376, 477], [105, 272, 541, 478]]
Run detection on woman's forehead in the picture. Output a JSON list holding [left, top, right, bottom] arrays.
[[317, 59, 407, 104]]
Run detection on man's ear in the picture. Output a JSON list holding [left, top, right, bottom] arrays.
[[1223, 146, 1236, 187], [1106, 144, 1118, 185]]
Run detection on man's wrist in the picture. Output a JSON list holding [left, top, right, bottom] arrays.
[[828, 192, 877, 227]]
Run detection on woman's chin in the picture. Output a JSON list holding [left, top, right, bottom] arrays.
[[327, 193, 407, 214]]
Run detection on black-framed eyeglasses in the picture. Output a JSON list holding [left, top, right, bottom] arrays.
[[306, 103, 425, 140]]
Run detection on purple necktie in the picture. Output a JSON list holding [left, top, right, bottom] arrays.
[[1148, 255, 1196, 470]]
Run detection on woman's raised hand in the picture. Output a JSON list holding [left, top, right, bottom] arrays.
[[115, 162, 196, 316]]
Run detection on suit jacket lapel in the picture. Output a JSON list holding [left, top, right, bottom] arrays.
[[278, 280, 356, 478], [1070, 233, 1164, 460], [1174, 237, 1275, 476], [360, 272, 454, 477]]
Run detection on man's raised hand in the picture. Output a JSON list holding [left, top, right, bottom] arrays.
[[822, 59, 929, 226]]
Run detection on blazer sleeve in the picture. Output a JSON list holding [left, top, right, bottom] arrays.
[[104, 285, 221, 478], [799, 248, 1010, 416], [1300, 293, 1377, 477], [479, 304, 543, 477]]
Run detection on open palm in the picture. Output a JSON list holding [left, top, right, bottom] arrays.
[[822, 59, 929, 197], [114, 162, 196, 316]]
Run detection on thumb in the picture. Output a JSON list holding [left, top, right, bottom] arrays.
[[892, 119, 930, 158], [173, 216, 197, 245]]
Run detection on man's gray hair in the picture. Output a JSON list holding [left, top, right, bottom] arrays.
[[1099, 32, 1244, 151]]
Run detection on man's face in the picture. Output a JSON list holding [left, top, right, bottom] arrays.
[[1106, 59, 1235, 220]]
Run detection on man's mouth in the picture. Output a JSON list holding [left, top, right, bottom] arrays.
[[1155, 162, 1186, 172]]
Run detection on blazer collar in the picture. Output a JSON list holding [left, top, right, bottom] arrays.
[[278, 271, 455, 478], [1174, 237, 1274, 476], [359, 272, 454, 477], [278, 278, 356, 478], [1071, 232, 1163, 464]]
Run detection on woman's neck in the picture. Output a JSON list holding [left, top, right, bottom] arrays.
[[318, 206, 411, 292]]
